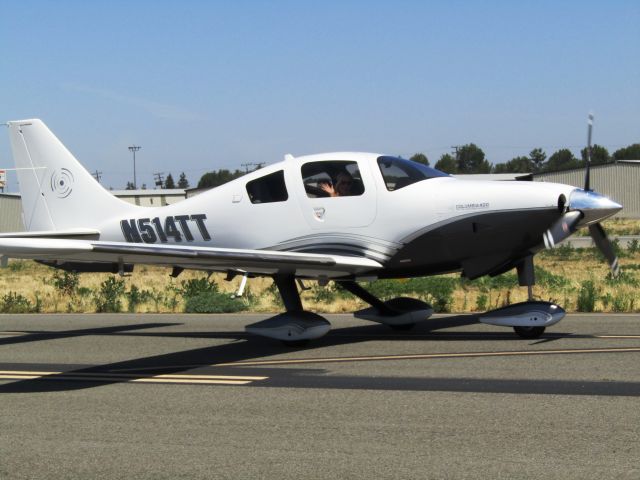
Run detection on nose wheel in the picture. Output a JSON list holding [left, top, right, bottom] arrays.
[[513, 326, 546, 339], [513, 257, 548, 339]]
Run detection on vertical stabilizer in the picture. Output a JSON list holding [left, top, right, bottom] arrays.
[[7, 119, 135, 231]]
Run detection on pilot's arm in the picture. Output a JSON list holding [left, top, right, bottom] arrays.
[[319, 181, 338, 197]]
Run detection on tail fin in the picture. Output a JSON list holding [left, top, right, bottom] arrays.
[[7, 119, 135, 231]]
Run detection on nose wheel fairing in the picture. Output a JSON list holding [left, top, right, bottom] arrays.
[[479, 301, 566, 328]]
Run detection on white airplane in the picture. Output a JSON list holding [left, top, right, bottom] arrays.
[[0, 118, 622, 344]]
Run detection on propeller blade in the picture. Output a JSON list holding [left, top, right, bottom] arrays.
[[542, 211, 582, 249], [589, 222, 620, 276], [584, 113, 593, 191]]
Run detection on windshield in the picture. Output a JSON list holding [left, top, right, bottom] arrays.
[[377, 156, 449, 191]]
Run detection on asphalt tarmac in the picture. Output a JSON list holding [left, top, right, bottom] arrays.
[[0, 313, 639, 479]]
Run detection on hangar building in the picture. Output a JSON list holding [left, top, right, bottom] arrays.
[[527, 161, 640, 218]]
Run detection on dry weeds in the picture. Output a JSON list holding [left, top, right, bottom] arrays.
[[0, 248, 638, 314]]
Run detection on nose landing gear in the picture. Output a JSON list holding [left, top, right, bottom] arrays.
[[478, 255, 565, 339]]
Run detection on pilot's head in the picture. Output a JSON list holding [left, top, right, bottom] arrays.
[[335, 171, 353, 196]]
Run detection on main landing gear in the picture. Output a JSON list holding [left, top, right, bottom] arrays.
[[244, 275, 435, 344], [338, 281, 433, 330], [478, 256, 566, 339], [245, 275, 330, 345]]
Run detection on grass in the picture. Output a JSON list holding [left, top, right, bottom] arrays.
[[0, 248, 639, 314], [573, 218, 640, 236]]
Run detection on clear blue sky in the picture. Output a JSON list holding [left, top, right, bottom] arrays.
[[1, 1, 638, 190]]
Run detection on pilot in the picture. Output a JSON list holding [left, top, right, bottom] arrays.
[[320, 171, 353, 197]]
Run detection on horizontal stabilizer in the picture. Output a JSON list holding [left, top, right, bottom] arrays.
[[0, 228, 100, 239], [0, 238, 94, 255]]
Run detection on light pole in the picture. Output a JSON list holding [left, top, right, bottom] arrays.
[[128, 145, 141, 189]]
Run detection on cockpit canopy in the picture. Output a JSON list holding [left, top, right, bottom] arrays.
[[377, 156, 449, 191]]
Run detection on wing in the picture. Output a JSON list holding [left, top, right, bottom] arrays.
[[0, 238, 382, 278]]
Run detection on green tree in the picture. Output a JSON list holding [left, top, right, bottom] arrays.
[[434, 153, 457, 174], [493, 156, 532, 173], [455, 144, 491, 173], [613, 143, 640, 161], [177, 172, 189, 189], [580, 144, 610, 165], [197, 169, 245, 189], [545, 149, 579, 171], [410, 153, 429, 165], [529, 148, 547, 172], [164, 173, 175, 189]]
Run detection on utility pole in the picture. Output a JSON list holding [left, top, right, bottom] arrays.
[[92, 170, 102, 183], [241, 162, 266, 173], [128, 145, 141, 189], [153, 172, 165, 189]]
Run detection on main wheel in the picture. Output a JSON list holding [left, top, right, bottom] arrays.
[[513, 326, 546, 339], [282, 339, 310, 347], [389, 323, 416, 331]]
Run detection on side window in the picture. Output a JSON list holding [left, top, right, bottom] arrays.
[[246, 170, 288, 204], [301, 161, 365, 198]]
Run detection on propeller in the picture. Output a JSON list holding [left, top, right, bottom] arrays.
[[589, 223, 620, 276], [584, 112, 593, 191], [542, 211, 582, 248], [583, 114, 620, 276], [542, 114, 621, 277]]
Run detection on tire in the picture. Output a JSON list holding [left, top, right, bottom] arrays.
[[513, 326, 546, 339], [389, 323, 416, 331], [282, 339, 310, 347]]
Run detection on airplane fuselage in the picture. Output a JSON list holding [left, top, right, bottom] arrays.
[[97, 152, 577, 280]]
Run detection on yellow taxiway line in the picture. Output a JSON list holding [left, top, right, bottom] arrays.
[[595, 335, 640, 339], [212, 346, 640, 367]]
